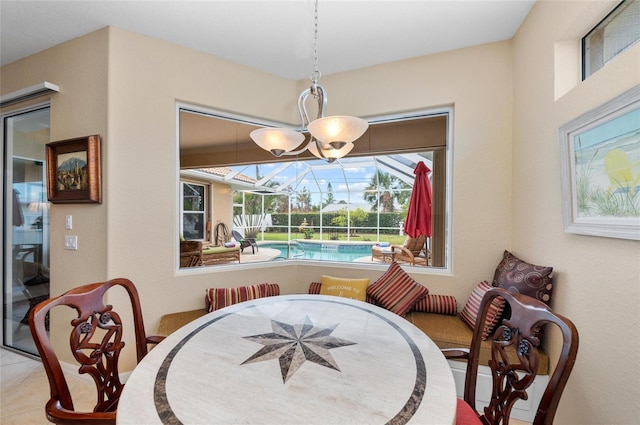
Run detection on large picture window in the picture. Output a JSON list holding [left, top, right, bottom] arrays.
[[179, 106, 451, 270]]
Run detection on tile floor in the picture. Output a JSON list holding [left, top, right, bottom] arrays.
[[1, 347, 531, 424], [0, 348, 95, 424]]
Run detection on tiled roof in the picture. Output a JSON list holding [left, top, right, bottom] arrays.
[[197, 167, 256, 184]]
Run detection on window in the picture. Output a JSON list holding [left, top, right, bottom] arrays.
[[583, 0, 640, 79], [179, 106, 451, 270], [181, 182, 207, 240]]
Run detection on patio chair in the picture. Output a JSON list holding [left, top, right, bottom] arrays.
[[28, 278, 165, 424], [443, 287, 579, 425], [391, 234, 430, 266], [232, 230, 258, 254], [179, 240, 202, 267]]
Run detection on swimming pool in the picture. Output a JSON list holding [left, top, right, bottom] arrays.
[[262, 241, 374, 263]]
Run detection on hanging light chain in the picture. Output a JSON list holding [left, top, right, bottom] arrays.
[[311, 0, 321, 85]]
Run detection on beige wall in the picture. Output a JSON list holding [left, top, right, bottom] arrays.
[[511, 1, 640, 423], [1, 0, 639, 420]]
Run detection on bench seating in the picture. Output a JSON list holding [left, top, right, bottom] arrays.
[[406, 310, 548, 374], [157, 283, 279, 335], [157, 308, 207, 336], [155, 293, 546, 375]]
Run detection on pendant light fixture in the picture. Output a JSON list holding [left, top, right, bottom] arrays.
[[250, 0, 368, 162]]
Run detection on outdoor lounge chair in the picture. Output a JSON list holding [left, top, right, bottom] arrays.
[[180, 240, 202, 267], [371, 242, 395, 263], [201, 244, 241, 265], [372, 234, 429, 266], [392, 234, 430, 266], [232, 230, 258, 254]]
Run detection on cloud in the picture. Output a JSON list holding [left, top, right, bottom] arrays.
[[336, 182, 369, 192]]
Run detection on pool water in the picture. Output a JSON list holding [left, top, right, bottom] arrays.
[[263, 241, 373, 263]]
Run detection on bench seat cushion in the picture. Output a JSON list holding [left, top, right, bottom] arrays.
[[202, 245, 240, 254], [406, 311, 549, 375], [157, 308, 207, 336], [201, 245, 241, 265]]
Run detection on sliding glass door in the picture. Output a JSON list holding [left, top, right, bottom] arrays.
[[2, 106, 50, 355]]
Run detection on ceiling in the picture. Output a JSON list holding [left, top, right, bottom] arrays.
[[1, 0, 535, 80]]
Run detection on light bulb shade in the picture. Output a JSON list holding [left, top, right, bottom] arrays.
[[250, 127, 305, 156], [307, 115, 369, 145], [307, 140, 354, 161]]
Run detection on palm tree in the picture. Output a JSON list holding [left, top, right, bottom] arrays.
[[363, 171, 410, 212]]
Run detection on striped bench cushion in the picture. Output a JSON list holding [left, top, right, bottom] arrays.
[[206, 283, 280, 312], [413, 294, 458, 315], [459, 281, 505, 340]]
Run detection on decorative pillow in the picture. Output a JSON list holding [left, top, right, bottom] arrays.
[[413, 294, 458, 315], [308, 282, 322, 294], [492, 250, 553, 304], [366, 262, 429, 317], [319, 276, 370, 301], [459, 281, 506, 340], [205, 283, 279, 312]]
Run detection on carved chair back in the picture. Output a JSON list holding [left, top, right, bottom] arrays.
[[464, 287, 579, 425], [29, 278, 164, 424]]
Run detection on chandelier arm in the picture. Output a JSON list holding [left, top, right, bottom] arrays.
[[313, 84, 327, 119], [278, 141, 311, 156], [298, 88, 312, 129]]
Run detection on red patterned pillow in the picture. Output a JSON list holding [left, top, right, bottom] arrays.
[[459, 281, 506, 340], [263, 283, 280, 297], [366, 262, 429, 317], [205, 283, 279, 312], [492, 250, 553, 304], [413, 294, 458, 315]]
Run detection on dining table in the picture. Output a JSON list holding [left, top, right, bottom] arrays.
[[117, 294, 457, 425]]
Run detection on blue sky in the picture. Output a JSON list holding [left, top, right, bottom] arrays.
[[229, 152, 431, 206]]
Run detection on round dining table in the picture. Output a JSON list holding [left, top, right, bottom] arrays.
[[117, 294, 457, 425]]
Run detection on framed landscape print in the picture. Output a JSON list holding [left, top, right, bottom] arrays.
[[559, 86, 640, 240], [46, 135, 102, 204]]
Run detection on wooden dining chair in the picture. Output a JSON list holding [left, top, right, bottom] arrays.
[[29, 278, 165, 425], [443, 287, 578, 425]]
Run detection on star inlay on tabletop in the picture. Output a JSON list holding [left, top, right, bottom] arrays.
[[241, 316, 356, 383]]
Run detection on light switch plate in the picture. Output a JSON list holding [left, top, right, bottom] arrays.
[[64, 235, 78, 250], [66, 215, 72, 230]]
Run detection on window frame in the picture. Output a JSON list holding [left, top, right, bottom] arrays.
[[582, 0, 640, 80], [180, 180, 208, 241], [176, 103, 454, 273]]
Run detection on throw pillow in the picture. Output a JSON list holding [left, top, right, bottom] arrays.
[[492, 250, 553, 304], [366, 262, 429, 316], [413, 294, 458, 315], [308, 282, 322, 294], [319, 276, 370, 301], [459, 281, 506, 340], [205, 283, 279, 312]]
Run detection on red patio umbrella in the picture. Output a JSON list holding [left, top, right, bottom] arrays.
[[403, 161, 432, 238]]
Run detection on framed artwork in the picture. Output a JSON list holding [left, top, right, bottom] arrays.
[[46, 135, 102, 204], [559, 85, 640, 240]]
